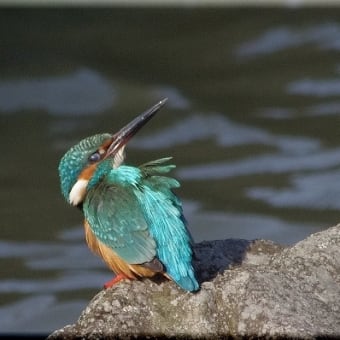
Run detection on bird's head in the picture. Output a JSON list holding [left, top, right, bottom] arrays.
[[58, 99, 167, 206]]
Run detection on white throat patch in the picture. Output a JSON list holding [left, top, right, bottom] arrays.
[[113, 146, 126, 168], [69, 179, 88, 206]]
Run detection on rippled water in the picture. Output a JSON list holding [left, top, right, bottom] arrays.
[[1, 7, 340, 334]]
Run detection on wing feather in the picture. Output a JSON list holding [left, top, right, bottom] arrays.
[[84, 181, 156, 264]]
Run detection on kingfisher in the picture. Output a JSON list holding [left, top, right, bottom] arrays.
[[58, 99, 199, 292]]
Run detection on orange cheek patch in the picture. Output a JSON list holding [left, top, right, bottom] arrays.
[[79, 163, 97, 180]]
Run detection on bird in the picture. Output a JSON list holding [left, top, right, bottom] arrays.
[[58, 99, 199, 292]]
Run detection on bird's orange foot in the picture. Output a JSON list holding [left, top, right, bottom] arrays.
[[104, 273, 129, 289]]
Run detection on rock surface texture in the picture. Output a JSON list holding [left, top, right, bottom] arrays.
[[49, 225, 340, 339]]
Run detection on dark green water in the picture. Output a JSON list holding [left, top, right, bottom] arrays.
[[1, 7, 340, 333]]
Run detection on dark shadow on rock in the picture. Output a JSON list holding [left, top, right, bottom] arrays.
[[193, 239, 252, 283]]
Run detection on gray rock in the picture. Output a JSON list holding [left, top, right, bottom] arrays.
[[48, 225, 340, 339]]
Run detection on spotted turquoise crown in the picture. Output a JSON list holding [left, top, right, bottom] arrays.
[[58, 133, 111, 202]]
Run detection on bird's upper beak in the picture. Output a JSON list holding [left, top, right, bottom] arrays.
[[105, 98, 167, 158]]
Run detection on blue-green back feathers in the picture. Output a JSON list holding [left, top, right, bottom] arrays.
[[83, 158, 199, 292]]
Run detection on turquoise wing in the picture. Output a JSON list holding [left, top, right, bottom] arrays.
[[138, 158, 199, 292], [83, 179, 157, 265]]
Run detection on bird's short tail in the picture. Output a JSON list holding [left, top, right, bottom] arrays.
[[177, 274, 199, 292], [165, 268, 199, 292]]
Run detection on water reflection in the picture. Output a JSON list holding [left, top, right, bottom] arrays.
[[178, 147, 340, 179], [185, 201, 322, 244], [288, 77, 340, 97], [235, 22, 340, 58], [248, 169, 340, 209], [135, 113, 319, 152], [306, 101, 340, 116], [0, 68, 115, 115], [0, 295, 87, 334]]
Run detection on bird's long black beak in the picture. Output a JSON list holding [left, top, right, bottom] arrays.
[[105, 98, 167, 157]]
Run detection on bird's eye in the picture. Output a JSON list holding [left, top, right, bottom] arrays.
[[88, 152, 101, 163]]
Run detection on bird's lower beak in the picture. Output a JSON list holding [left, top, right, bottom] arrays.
[[105, 98, 167, 158]]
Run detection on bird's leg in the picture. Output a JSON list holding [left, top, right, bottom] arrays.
[[104, 273, 129, 289]]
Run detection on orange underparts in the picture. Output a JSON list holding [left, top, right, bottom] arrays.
[[84, 220, 164, 288]]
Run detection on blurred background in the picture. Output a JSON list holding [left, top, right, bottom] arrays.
[[1, 4, 340, 335]]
